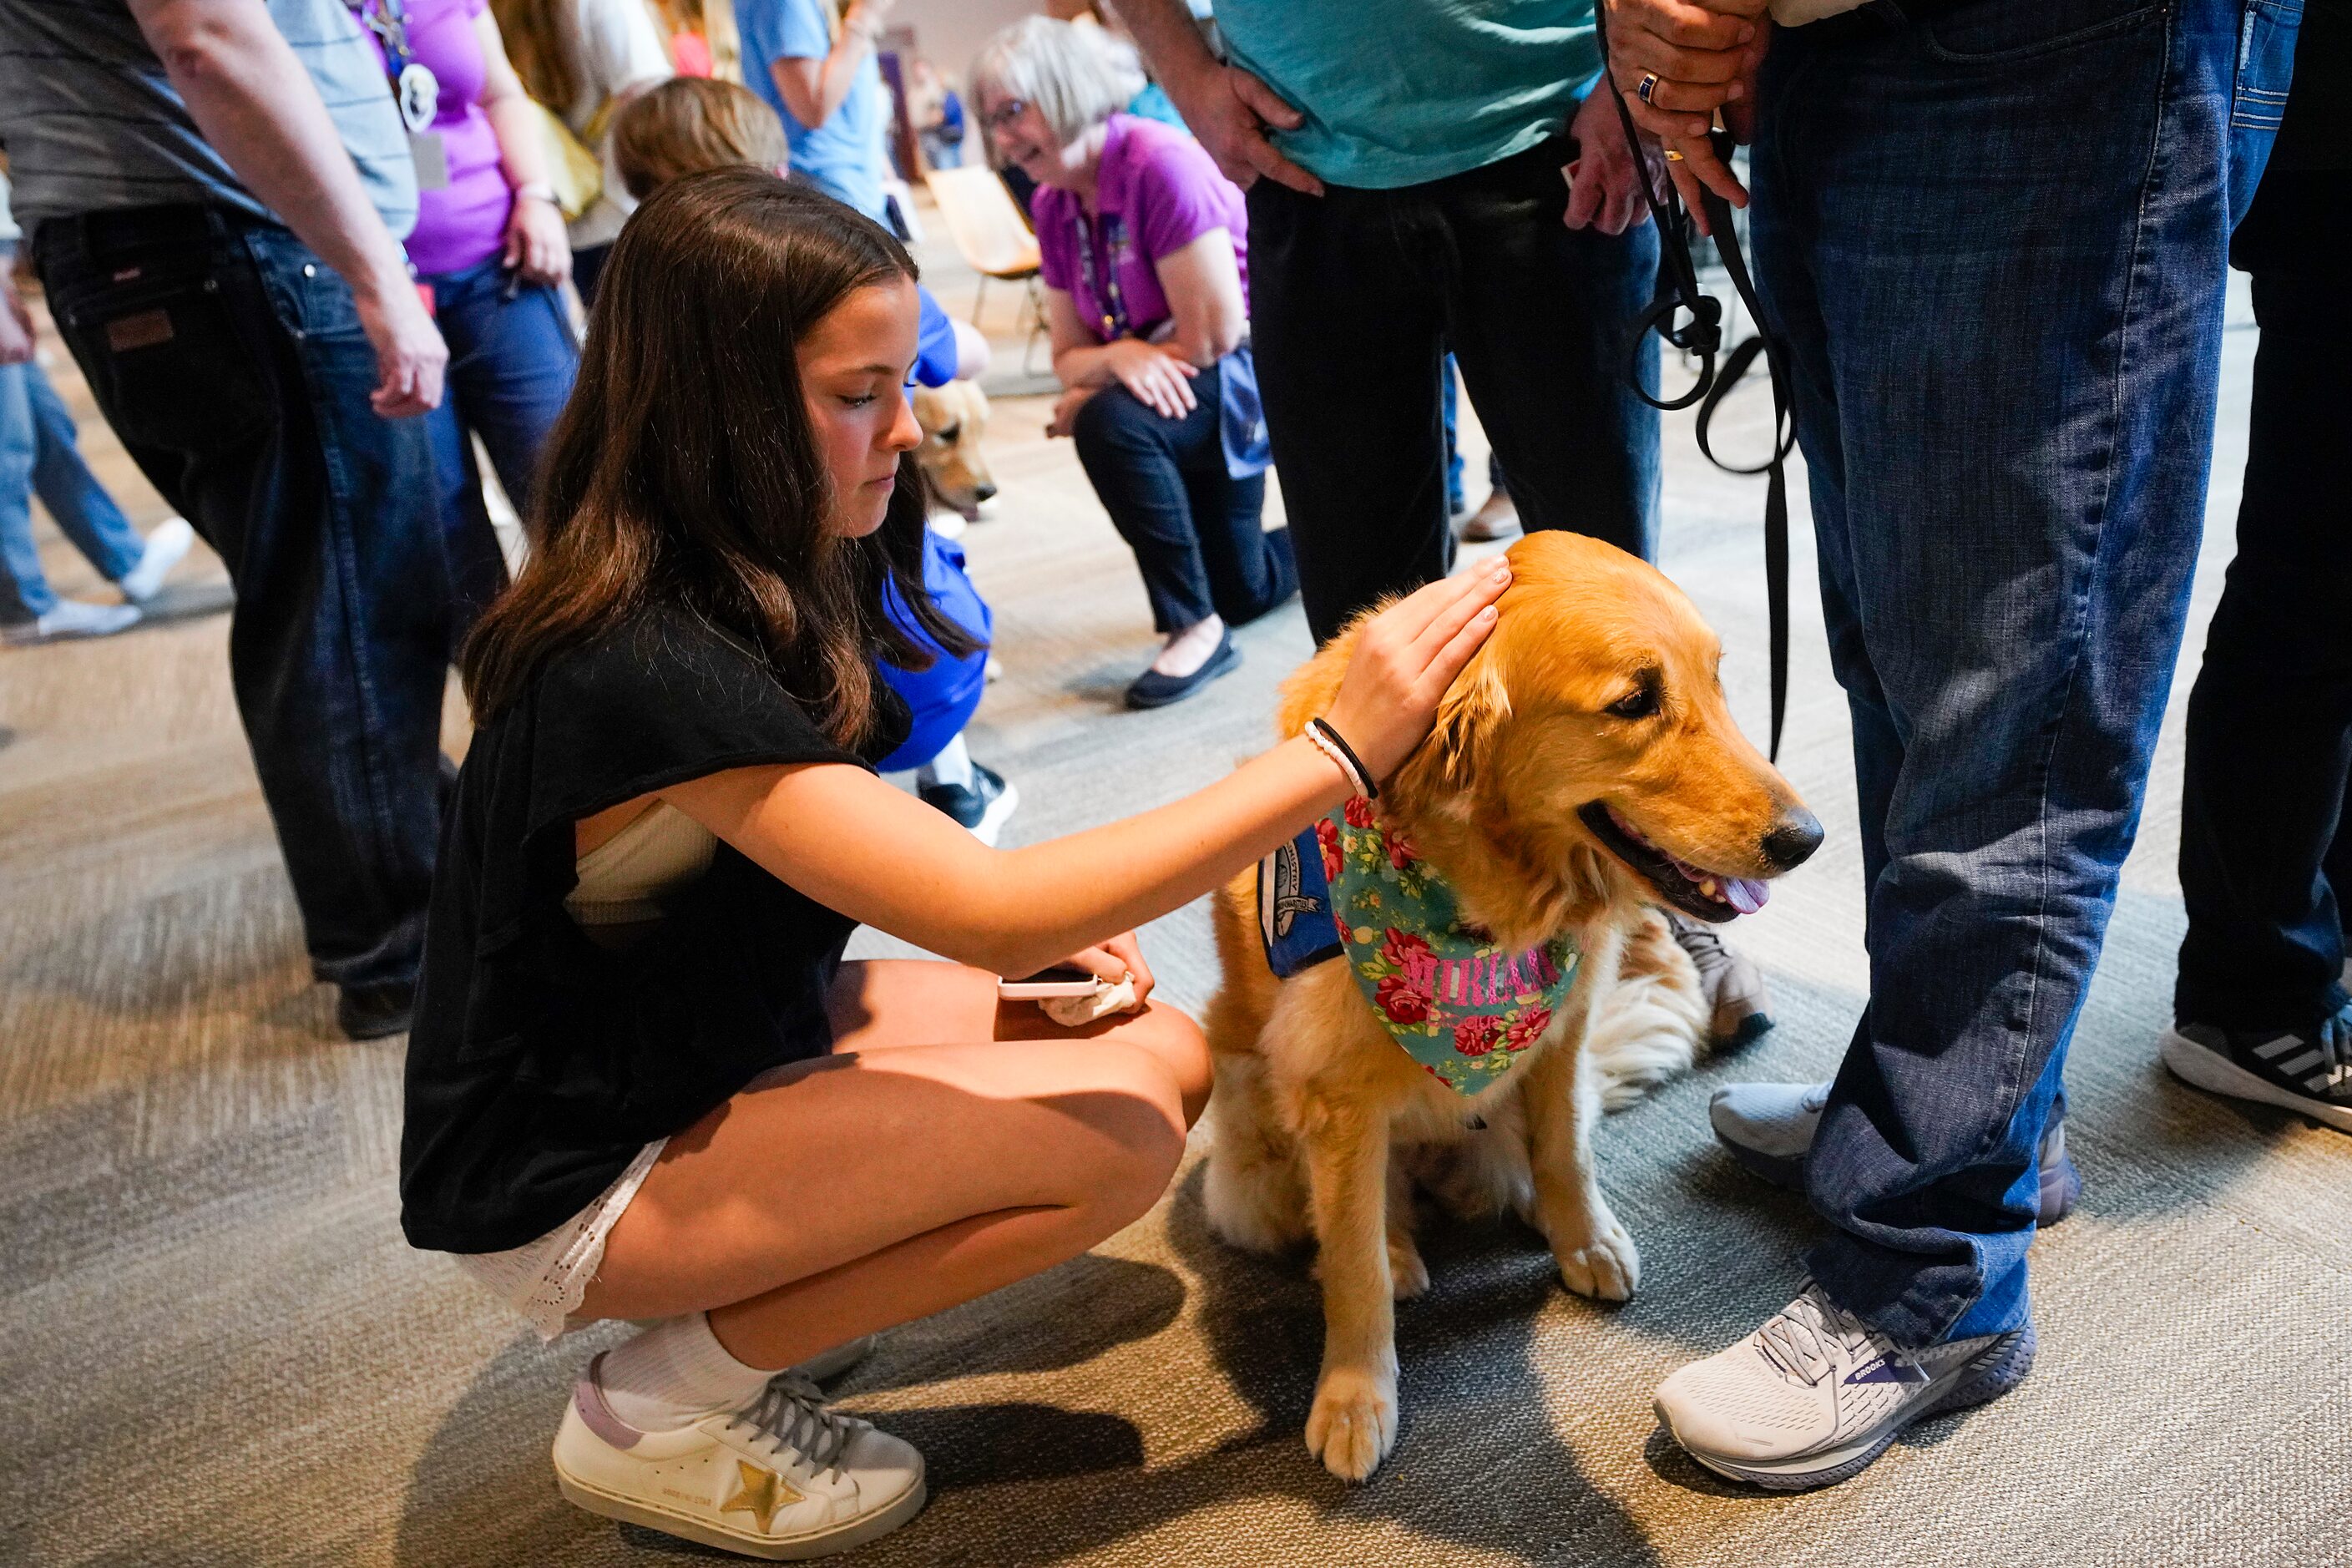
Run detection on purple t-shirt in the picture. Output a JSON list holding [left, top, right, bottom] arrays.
[[1034, 115, 1247, 346], [353, 0, 510, 276]]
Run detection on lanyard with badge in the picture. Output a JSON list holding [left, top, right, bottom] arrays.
[[1073, 195, 1270, 479], [1070, 210, 1132, 343], [357, 0, 449, 190]]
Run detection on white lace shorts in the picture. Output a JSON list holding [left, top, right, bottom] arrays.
[[449, 1139, 668, 1340]]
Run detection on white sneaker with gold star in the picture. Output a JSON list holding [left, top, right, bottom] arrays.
[[554, 1359, 926, 1559]]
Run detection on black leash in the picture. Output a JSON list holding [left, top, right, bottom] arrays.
[[1585, 10, 1796, 761]]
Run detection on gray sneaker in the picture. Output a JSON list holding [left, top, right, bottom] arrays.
[[1665, 909, 1773, 1047], [1710, 1081, 2081, 1225]]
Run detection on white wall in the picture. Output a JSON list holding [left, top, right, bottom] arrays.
[[891, 0, 1040, 85]]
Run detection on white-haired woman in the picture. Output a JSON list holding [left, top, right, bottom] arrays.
[[975, 17, 1295, 710]]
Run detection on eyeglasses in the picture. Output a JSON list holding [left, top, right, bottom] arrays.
[[983, 97, 1029, 134]]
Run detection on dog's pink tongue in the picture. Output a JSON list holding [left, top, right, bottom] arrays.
[[1725, 878, 1771, 915]]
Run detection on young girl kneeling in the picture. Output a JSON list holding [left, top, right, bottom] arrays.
[[400, 169, 1507, 1560]]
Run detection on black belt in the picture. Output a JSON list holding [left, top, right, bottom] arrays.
[[1589, 5, 1796, 761]]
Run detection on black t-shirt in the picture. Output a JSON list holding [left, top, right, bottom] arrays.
[[399, 604, 902, 1254]]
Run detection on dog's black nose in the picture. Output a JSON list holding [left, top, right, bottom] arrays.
[[1762, 808, 1824, 871], [973, 482, 999, 503]]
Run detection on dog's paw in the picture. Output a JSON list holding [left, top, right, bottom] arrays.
[[1304, 1363, 1399, 1482], [1387, 1236, 1430, 1302], [1555, 1219, 1641, 1302]]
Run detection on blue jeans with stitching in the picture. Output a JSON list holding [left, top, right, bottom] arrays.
[[37, 208, 451, 993], [1752, 0, 2292, 1348], [0, 352, 144, 620]]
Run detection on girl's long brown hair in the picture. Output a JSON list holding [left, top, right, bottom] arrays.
[[461, 169, 980, 746]]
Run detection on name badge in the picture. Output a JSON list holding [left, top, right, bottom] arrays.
[[408, 130, 449, 191]]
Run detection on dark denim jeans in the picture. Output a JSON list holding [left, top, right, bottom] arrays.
[[37, 207, 451, 992], [1247, 128, 1662, 643], [2175, 166, 2351, 1034], [1753, 0, 2289, 1348], [0, 353, 144, 620], [1071, 362, 1296, 635], [420, 255, 579, 630]]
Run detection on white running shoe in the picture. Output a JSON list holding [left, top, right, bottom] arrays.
[[554, 1360, 926, 1560], [1653, 1282, 2035, 1490], [3, 599, 141, 645], [119, 516, 195, 603]]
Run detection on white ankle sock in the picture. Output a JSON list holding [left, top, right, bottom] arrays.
[[918, 732, 974, 792], [594, 1313, 773, 1432]]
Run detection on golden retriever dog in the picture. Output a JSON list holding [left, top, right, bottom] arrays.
[[1203, 531, 1822, 1481], [911, 379, 997, 524]]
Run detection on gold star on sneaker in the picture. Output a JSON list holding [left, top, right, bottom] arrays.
[[721, 1460, 800, 1534]]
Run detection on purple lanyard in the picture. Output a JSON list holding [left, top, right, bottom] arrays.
[[1071, 210, 1132, 341]]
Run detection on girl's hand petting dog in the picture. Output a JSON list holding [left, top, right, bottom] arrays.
[[1323, 559, 1513, 786]]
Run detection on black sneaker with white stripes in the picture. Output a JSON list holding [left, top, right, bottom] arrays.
[[2160, 1003, 2352, 1134]]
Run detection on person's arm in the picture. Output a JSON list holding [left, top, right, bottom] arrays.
[[129, 0, 448, 416], [664, 561, 1514, 980], [1046, 286, 1199, 419], [766, 0, 893, 130], [1104, 0, 1320, 195], [473, 8, 572, 284], [1151, 228, 1245, 367], [948, 317, 990, 381]]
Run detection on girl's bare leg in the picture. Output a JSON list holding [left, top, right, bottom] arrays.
[[580, 959, 1211, 1369]]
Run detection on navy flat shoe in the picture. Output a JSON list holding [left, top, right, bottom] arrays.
[[1125, 630, 1241, 710]]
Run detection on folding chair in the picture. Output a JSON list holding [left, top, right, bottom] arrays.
[[923, 164, 1050, 374]]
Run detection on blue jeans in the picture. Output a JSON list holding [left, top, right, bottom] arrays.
[[1071, 362, 1297, 636], [0, 353, 144, 620], [420, 256, 579, 631], [37, 206, 451, 992], [1753, 0, 2291, 1348]]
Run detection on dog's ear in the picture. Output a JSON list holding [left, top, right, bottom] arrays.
[[1399, 641, 1511, 806], [962, 380, 989, 433]]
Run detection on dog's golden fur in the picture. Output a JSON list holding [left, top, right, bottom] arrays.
[[910, 379, 996, 521], [1202, 531, 1814, 1480]]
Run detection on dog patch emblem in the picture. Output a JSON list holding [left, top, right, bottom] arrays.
[[1258, 829, 1345, 979], [1322, 798, 1581, 1095]]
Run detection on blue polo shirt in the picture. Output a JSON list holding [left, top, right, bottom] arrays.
[[1212, 0, 1601, 190], [736, 0, 888, 222]]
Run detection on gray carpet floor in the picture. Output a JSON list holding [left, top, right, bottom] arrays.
[[4, 229, 2347, 1568]]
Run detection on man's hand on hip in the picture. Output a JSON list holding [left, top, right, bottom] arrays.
[[1563, 86, 1662, 235], [1165, 62, 1324, 196]]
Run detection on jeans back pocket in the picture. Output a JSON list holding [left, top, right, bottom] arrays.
[[51, 260, 271, 460]]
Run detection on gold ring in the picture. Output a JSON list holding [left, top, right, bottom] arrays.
[[1664, 149, 1686, 162], [1636, 72, 1662, 104]]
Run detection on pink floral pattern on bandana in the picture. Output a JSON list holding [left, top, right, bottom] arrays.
[[1327, 800, 1580, 1095]]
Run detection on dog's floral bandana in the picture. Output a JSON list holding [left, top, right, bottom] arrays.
[[1309, 798, 1581, 1095]]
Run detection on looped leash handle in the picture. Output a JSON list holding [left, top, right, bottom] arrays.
[[1583, 12, 1795, 763]]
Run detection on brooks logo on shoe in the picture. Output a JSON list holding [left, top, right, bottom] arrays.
[[1843, 1355, 1929, 1387]]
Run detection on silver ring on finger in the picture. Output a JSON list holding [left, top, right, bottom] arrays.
[[1636, 72, 1662, 105]]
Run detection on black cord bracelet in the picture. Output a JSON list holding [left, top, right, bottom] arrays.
[[1307, 717, 1378, 801]]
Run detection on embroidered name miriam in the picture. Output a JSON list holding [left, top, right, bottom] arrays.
[[1399, 947, 1565, 1007], [1322, 799, 1582, 1095]]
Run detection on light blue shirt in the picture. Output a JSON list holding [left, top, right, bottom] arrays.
[[736, 0, 889, 223], [0, 0, 416, 238], [1212, 0, 1601, 190]]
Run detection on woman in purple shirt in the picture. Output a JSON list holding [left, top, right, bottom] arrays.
[[353, 0, 579, 629], [974, 18, 1294, 710]]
